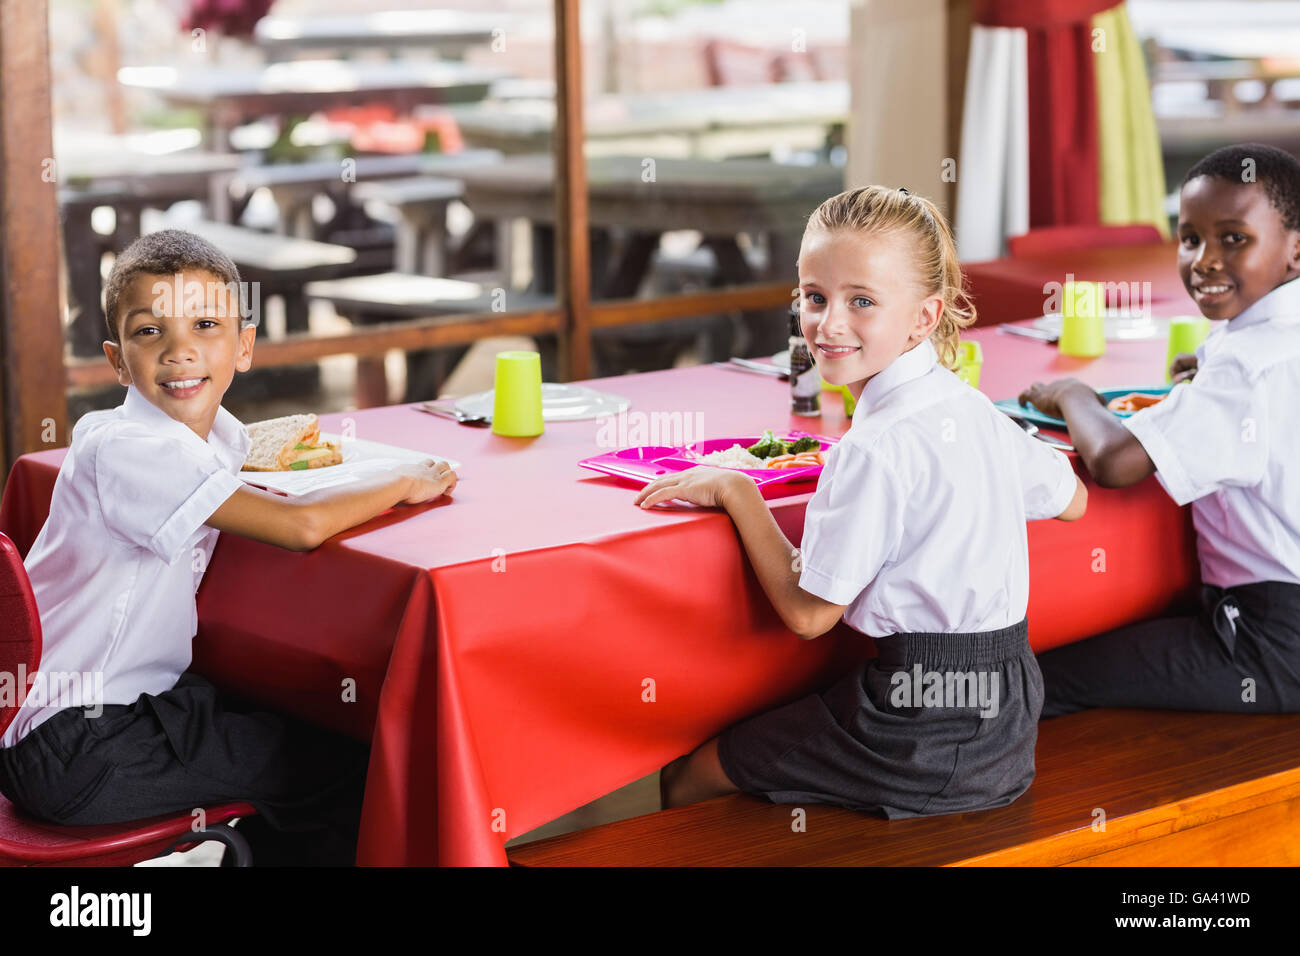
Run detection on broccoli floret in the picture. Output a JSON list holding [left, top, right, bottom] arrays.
[[747, 430, 790, 459], [789, 436, 820, 454]]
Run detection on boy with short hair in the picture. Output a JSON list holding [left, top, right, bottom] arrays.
[[0, 229, 457, 865], [1019, 143, 1300, 716]]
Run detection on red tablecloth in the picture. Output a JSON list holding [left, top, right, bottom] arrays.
[[0, 325, 1199, 866], [965, 241, 1191, 324]]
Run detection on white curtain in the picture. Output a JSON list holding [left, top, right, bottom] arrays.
[[955, 25, 1030, 262]]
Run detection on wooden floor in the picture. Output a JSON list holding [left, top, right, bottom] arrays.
[[509, 708, 1300, 866]]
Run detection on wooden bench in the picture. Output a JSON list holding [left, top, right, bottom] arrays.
[[305, 271, 551, 405], [507, 708, 1300, 866]]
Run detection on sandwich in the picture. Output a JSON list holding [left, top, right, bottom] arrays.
[[243, 414, 343, 472]]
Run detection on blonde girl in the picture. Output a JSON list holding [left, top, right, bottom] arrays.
[[636, 185, 1087, 816]]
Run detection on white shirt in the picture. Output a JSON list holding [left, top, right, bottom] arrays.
[[1124, 276, 1300, 588], [798, 338, 1078, 637], [1, 386, 250, 747]]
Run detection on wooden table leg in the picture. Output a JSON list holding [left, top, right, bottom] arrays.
[[421, 207, 449, 278], [62, 203, 110, 357], [496, 216, 517, 289], [350, 310, 390, 408], [394, 217, 420, 274], [600, 230, 659, 298]]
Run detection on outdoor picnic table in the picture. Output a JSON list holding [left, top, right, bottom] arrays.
[[253, 9, 513, 62], [118, 59, 505, 152], [452, 153, 844, 358], [452, 80, 848, 160], [0, 297, 1201, 865], [226, 149, 499, 240]]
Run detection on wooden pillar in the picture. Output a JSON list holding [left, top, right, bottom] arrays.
[[946, 0, 973, 189], [847, 0, 957, 217], [554, 0, 592, 381], [0, 0, 67, 483]]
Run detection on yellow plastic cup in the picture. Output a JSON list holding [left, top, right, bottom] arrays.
[[1059, 280, 1106, 358], [1165, 315, 1211, 381], [954, 340, 983, 388], [491, 350, 544, 437]]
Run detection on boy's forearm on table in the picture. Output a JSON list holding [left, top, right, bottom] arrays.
[[1059, 389, 1151, 488], [296, 472, 413, 546]]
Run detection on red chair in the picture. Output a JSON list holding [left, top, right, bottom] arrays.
[[1007, 224, 1163, 258], [0, 532, 257, 866]]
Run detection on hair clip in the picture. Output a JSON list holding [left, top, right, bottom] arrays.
[[898, 186, 910, 195]]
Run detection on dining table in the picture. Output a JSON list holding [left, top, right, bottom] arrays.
[[118, 59, 505, 153], [0, 301, 1203, 865], [253, 10, 512, 63], [452, 80, 849, 161]]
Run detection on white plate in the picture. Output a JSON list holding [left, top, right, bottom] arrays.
[[453, 383, 631, 422], [1034, 312, 1170, 341], [770, 349, 791, 371], [238, 433, 460, 496]]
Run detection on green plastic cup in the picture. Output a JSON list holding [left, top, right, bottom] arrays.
[[1165, 315, 1211, 381], [821, 377, 857, 418], [1059, 280, 1106, 358], [491, 350, 545, 437], [954, 340, 983, 388]]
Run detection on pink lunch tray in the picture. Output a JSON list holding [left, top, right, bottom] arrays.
[[578, 433, 839, 498]]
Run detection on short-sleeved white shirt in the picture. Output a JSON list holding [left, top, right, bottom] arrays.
[[1124, 277, 1300, 588], [797, 338, 1078, 638], [1, 385, 250, 747]]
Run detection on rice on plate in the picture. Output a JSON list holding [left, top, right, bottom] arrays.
[[697, 444, 767, 470]]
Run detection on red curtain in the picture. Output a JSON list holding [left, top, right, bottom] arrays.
[[972, 0, 1123, 229]]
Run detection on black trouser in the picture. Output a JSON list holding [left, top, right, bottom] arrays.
[[1038, 581, 1300, 718], [0, 672, 369, 866]]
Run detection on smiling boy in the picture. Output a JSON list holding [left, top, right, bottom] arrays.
[[0, 230, 456, 865], [1019, 144, 1300, 716]]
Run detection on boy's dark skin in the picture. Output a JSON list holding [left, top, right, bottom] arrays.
[[1019, 176, 1300, 488]]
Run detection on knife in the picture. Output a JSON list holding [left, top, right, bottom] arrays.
[[1003, 409, 1076, 451], [997, 325, 1060, 345], [716, 358, 790, 380]]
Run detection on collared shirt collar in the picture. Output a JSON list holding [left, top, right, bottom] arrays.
[[1200, 276, 1300, 361], [853, 338, 939, 421], [121, 385, 249, 471], [1227, 275, 1300, 332]]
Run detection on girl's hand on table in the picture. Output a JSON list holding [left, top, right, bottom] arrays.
[[1170, 352, 1199, 384], [1017, 378, 1103, 420], [399, 460, 458, 504], [634, 466, 750, 510]]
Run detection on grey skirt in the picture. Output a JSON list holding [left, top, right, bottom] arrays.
[[717, 618, 1042, 819]]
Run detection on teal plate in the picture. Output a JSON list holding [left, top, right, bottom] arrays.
[[994, 384, 1173, 431]]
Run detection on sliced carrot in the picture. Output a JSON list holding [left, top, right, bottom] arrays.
[[767, 452, 824, 469], [1106, 392, 1166, 413]]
